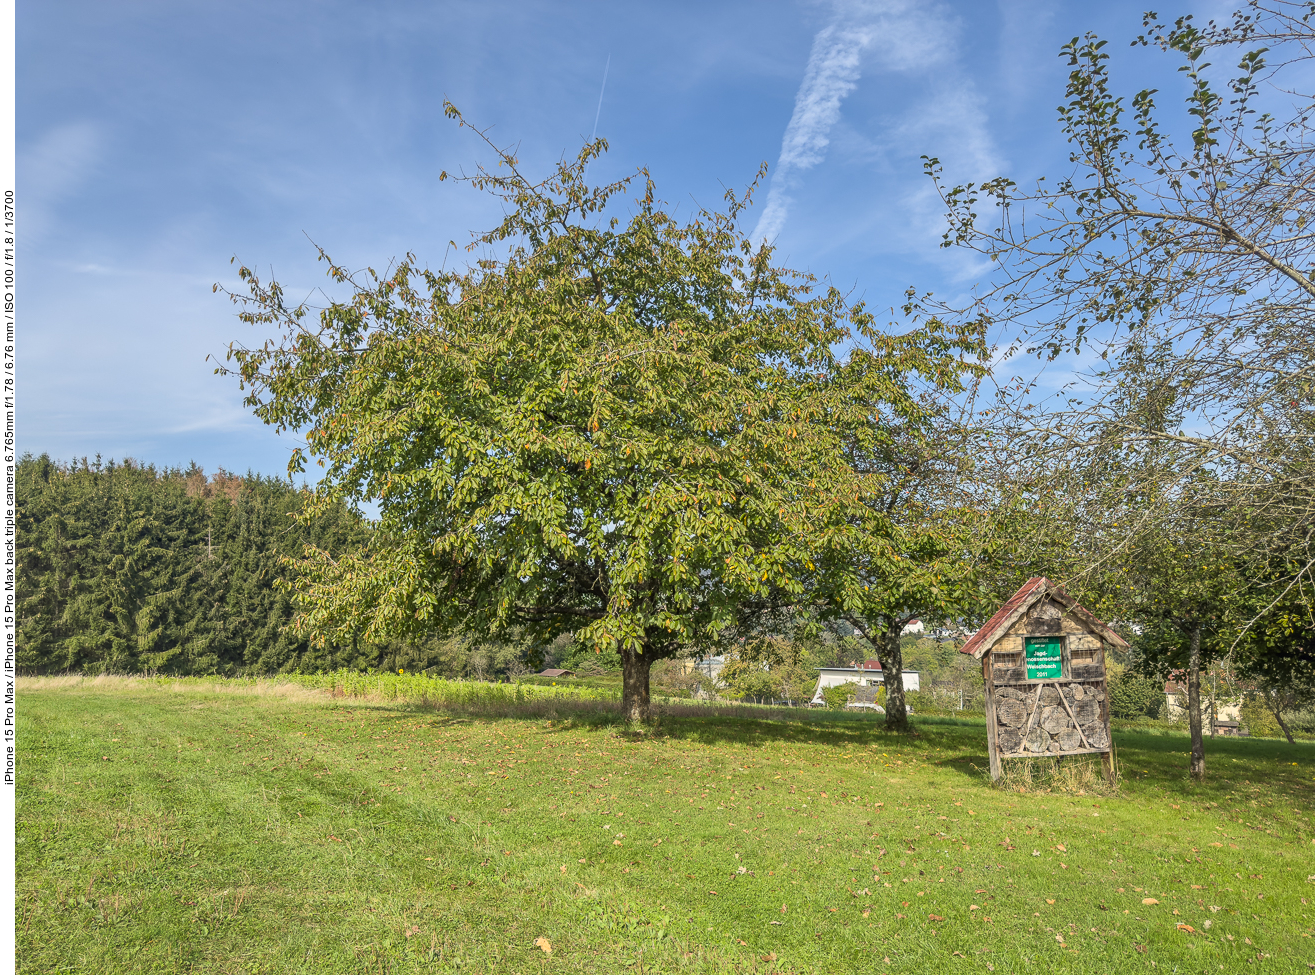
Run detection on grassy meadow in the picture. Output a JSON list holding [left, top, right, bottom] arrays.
[[16, 676, 1315, 974]]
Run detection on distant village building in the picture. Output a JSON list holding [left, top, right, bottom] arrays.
[[538, 669, 575, 678], [809, 660, 920, 707], [1163, 678, 1245, 727], [929, 624, 976, 642], [901, 619, 925, 636], [686, 655, 727, 682]]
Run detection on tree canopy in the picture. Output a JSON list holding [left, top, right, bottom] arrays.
[[222, 108, 984, 721]]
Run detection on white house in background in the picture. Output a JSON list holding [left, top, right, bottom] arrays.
[[901, 619, 925, 635], [1163, 679, 1243, 724], [687, 655, 726, 682], [809, 660, 920, 706]]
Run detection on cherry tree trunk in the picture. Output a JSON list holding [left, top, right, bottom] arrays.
[[878, 625, 909, 733], [621, 647, 653, 724]]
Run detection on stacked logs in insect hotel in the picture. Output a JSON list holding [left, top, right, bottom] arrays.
[[959, 577, 1129, 781]]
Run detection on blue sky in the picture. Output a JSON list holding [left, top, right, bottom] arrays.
[[20, 0, 1234, 479]]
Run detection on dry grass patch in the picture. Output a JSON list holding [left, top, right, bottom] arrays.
[[995, 752, 1123, 796], [18, 674, 332, 704]]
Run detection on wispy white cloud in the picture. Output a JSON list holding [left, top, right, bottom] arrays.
[[753, 20, 872, 242], [753, 0, 988, 245]]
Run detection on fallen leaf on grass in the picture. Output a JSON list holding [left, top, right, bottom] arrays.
[[969, 905, 979, 912], [534, 937, 552, 955], [1142, 898, 1159, 905], [1177, 923, 1196, 934], [1135, 945, 1148, 954], [760, 953, 777, 962], [929, 914, 945, 921]]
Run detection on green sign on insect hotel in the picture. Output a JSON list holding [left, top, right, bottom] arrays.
[[1024, 637, 1063, 680], [959, 578, 1129, 782]]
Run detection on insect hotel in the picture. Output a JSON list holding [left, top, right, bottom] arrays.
[[959, 577, 1128, 781]]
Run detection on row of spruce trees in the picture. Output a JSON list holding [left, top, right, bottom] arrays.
[[15, 452, 395, 675], [15, 453, 579, 677]]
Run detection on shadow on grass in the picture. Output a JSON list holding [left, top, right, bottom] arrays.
[[320, 692, 1006, 782], [1107, 727, 1315, 802]]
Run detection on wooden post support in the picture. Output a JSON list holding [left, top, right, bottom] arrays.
[[1101, 748, 1115, 783], [983, 655, 1002, 782]]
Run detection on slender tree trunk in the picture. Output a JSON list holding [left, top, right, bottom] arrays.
[[878, 624, 909, 733], [1188, 624, 1205, 782], [621, 646, 653, 724], [1208, 670, 1217, 738], [1272, 708, 1296, 745], [1265, 692, 1297, 745]]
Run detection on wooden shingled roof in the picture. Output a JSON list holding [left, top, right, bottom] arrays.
[[958, 576, 1130, 660]]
